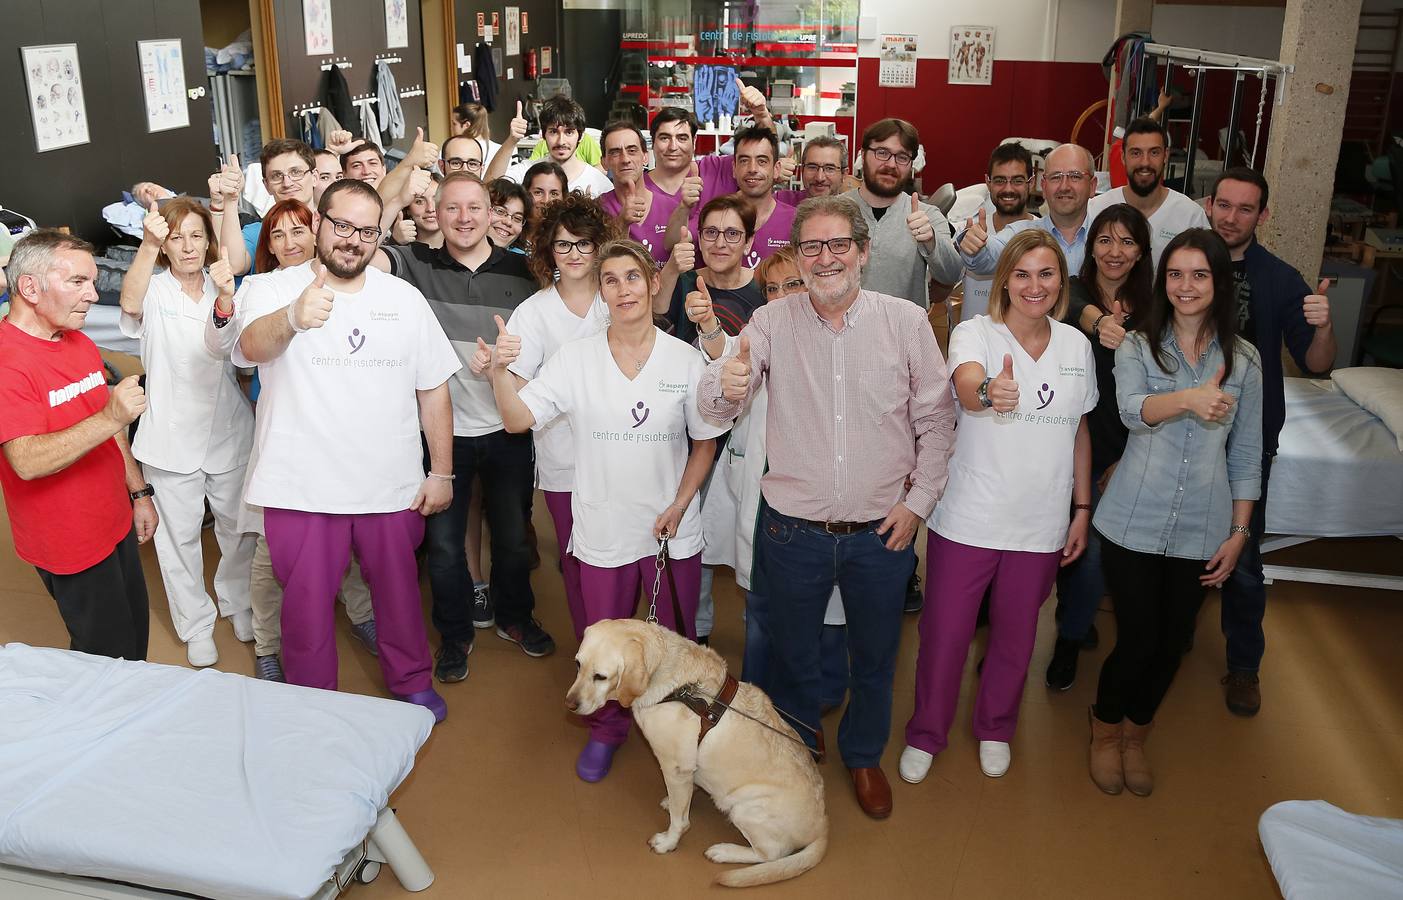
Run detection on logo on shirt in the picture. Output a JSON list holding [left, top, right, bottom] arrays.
[[630, 401, 650, 428], [1036, 382, 1055, 410], [348, 328, 366, 354], [48, 370, 104, 408]]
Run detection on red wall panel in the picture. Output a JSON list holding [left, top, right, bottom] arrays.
[[856, 58, 1109, 191]]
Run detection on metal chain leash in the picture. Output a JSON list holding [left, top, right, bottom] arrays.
[[646, 532, 669, 625]]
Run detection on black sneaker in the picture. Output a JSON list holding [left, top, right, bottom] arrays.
[[1081, 622, 1100, 651], [434, 640, 472, 683], [904, 573, 924, 614], [471, 584, 494, 629], [1045, 637, 1079, 691], [696, 635, 710, 647], [496, 618, 556, 657]]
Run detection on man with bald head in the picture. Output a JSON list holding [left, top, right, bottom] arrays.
[[956, 142, 1096, 277]]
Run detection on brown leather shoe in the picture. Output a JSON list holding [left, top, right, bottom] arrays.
[[849, 767, 893, 819], [1222, 671, 1261, 717]]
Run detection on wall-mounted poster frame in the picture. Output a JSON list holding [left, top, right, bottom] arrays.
[[21, 43, 90, 152], [138, 38, 190, 133], [304, 0, 334, 56]]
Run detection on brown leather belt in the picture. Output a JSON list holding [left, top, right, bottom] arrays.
[[801, 518, 879, 535], [664, 675, 741, 744]]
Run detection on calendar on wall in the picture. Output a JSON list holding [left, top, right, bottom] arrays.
[[878, 34, 917, 88]]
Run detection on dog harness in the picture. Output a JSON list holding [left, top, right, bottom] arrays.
[[663, 674, 740, 744]]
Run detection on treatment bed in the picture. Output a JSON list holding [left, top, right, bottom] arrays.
[[1263, 377, 1403, 592], [0, 643, 436, 899], [1259, 800, 1403, 899]]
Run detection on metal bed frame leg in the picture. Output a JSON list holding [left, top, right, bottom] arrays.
[[367, 808, 435, 892]]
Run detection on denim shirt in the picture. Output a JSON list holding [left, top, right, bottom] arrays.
[[1094, 329, 1263, 560]]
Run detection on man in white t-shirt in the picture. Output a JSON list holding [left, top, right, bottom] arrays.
[[485, 96, 613, 198], [234, 179, 461, 723], [1085, 117, 1209, 266]]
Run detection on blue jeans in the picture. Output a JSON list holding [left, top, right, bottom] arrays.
[[758, 507, 915, 768], [1054, 479, 1105, 641], [423, 430, 537, 644], [1221, 454, 1273, 673], [743, 590, 849, 708]]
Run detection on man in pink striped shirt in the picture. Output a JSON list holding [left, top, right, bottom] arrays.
[[698, 195, 956, 819]]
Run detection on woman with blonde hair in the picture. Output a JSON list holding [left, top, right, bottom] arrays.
[[119, 197, 256, 667], [901, 228, 1097, 782]]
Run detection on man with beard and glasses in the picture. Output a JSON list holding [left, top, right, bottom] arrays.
[[698, 195, 956, 821], [958, 143, 1096, 287], [234, 179, 460, 723], [954, 143, 1038, 320], [775, 135, 854, 207], [841, 118, 962, 310], [1086, 117, 1207, 265], [1207, 166, 1335, 719], [370, 173, 555, 681]]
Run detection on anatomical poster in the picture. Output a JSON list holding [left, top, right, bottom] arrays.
[[949, 26, 994, 85], [304, 0, 334, 56], [138, 39, 189, 133], [22, 44, 90, 152]]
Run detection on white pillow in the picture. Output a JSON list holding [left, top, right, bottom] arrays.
[[1332, 367, 1403, 451]]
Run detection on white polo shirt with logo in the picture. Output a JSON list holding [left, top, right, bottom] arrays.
[[930, 314, 1097, 553], [232, 261, 461, 514], [517, 329, 729, 567]]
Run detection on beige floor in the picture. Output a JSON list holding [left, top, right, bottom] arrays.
[[2, 492, 1401, 899]]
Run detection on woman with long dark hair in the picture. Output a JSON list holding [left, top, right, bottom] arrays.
[[1088, 228, 1263, 797], [1047, 203, 1153, 690]]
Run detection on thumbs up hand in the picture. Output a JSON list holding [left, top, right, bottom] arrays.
[[1186, 363, 1235, 422], [141, 201, 169, 247], [1097, 299, 1129, 350], [406, 126, 440, 169], [906, 191, 935, 247], [219, 154, 244, 201], [670, 227, 696, 274], [491, 313, 521, 370], [686, 274, 719, 332], [619, 178, 648, 224], [391, 216, 418, 245], [1303, 278, 1332, 328], [508, 101, 528, 143], [327, 129, 358, 156], [399, 165, 433, 206], [959, 207, 989, 255], [291, 261, 335, 331], [987, 353, 1019, 413], [721, 334, 752, 402], [776, 146, 798, 183], [210, 247, 236, 299], [469, 336, 493, 375], [681, 161, 703, 208], [736, 77, 769, 119], [106, 374, 147, 427]]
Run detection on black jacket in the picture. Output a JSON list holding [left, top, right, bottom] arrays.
[[319, 64, 355, 138], [473, 43, 498, 112]]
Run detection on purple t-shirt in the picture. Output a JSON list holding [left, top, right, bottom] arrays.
[[696, 154, 738, 209], [600, 172, 682, 263], [687, 196, 796, 268], [774, 188, 808, 207]]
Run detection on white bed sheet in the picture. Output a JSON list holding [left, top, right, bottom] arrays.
[[1266, 378, 1403, 537], [0, 644, 434, 900], [81, 304, 140, 356], [1260, 800, 1403, 900]]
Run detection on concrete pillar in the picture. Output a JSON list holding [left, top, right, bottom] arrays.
[[1260, 0, 1362, 281]]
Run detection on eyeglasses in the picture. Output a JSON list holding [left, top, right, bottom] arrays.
[[797, 237, 855, 257], [865, 146, 913, 167], [552, 238, 596, 255], [267, 167, 310, 185], [700, 226, 746, 244], [989, 176, 1029, 187], [444, 157, 482, 172], [492, 205, 525, 226], [323, 216, 383, 243], [802, 163, 842, 177], [764, 278, 805, 297], [1044, 171, 1090, 185]]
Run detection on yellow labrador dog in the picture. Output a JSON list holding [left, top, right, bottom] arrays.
[[566, 619, 827, 888]]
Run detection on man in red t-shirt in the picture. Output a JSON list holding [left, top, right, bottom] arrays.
[[0, 230, 157, 660]]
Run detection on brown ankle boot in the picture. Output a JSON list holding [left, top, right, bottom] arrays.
[[1088, 708, 1124, 795], [1121, 720, 1154, 796]]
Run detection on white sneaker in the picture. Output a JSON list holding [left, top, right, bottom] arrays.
[[187, 636, 218, 667], [979, 740, 1011, 777], [899, 745, 934, 784], [230, 609, 254, 643]]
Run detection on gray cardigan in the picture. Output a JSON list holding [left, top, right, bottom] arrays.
[[842, 188, 963, 309]]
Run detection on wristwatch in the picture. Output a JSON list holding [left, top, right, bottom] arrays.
[[130, 484, 156, 501], [977, 377, 993, 409]]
